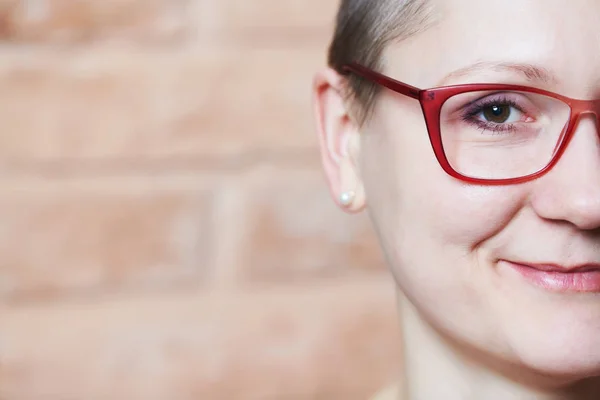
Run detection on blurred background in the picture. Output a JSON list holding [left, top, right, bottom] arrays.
[[0, 0, 401, 399]]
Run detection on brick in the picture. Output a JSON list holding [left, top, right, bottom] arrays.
[[0, 0, 189, 43], [0, 278, 401, 400], [0, 174, 214, 300], [0, 48, 324, 164], [195, 0, 338, 45], [231, 165, 387, 283], [213, 0, 337, 30]]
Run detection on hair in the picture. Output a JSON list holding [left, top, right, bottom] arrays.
[[328, 0, 434, 125]]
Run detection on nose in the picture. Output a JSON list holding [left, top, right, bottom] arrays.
[[530, 114, 600, 230]]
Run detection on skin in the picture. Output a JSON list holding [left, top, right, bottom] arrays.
[[313, 0, 600, 399]]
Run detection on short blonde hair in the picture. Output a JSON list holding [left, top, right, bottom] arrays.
[[328, 0, 433, 125]]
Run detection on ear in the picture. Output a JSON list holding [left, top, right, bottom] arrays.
[[313, 67, 366, 214]]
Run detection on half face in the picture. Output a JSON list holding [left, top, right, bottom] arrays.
[[315, 0, 600, 383]]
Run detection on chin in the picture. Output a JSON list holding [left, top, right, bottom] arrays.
[[488, 273, 600, 383], [510, 328, 600, 383], [528, 354, 600, 382]]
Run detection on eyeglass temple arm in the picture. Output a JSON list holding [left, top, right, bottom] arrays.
[[341, 63, 422, 100]]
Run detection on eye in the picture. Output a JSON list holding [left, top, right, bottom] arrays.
[[479, 103, 524, 124]]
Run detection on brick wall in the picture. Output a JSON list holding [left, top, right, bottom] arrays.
[[0, 1, 401, 399]]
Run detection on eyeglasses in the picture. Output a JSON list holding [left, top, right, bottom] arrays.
[[342, 62, 600, 185]]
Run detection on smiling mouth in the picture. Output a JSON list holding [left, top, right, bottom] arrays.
[[503, 261, 600, 293]]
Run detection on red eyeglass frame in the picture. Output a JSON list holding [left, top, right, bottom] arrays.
[[342, 62, 600, 186]]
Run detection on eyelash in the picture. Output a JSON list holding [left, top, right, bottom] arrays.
[[460, 96, 524, 135]]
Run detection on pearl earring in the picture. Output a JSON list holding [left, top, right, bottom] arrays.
[[339, 191, 355, 207]]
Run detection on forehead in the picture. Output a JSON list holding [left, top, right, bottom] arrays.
[[384, 0, 600, 95]]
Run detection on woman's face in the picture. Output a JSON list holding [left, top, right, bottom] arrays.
[[316, 0, 600, 382]]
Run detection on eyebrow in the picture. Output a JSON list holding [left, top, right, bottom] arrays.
[[439, 61, 560, 86]]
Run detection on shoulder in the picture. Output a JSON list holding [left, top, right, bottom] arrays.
[[370, 385, 400, 400]]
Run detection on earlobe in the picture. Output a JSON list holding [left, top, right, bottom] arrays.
[[313, 68, 366, 214], [338, 152, 366, 213]]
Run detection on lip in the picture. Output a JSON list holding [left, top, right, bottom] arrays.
[[503, 261, 600, 293]]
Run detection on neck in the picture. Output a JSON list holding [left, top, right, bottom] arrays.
[[396, 293, 600, 400]]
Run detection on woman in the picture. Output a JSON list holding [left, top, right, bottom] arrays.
[[313, 0, 600, 399]]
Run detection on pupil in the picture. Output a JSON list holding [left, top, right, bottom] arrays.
[[483, 104, 510, 123]]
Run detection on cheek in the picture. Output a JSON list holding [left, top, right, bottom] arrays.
[[380, 98, 529, 250], [424, 185, 528, 249], [388, 171, 530, 299], [364, 104, 530, 291], [364, 100, 539, 352]]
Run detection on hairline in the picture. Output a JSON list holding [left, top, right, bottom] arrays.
[[328, 0, 436, 126]]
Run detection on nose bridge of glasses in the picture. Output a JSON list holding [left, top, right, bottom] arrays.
[[570, 98, 600, 119], [591, 99, 600, 120], [567, 99, 600, 135], [560, 100, 600, 161]]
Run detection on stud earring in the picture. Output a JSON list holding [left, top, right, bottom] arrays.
[[339, 191, 355, 207]]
